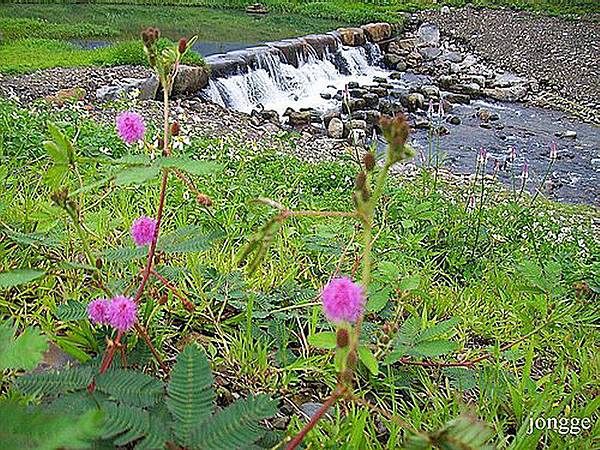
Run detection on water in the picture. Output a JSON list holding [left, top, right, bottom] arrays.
[[203, 42, 389, 114]]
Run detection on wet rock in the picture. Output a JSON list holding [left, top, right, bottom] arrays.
[[406, 51, 423, 68], [441, 51, 464, 63], [478, 109, 492, 121], [368, 86, 388, 97], [386, 41, 407, 56], [347, 81, 360, 89], [96, 76, 159, 102], [363, 93, 379, 108], [384, 53, 402, 69], [450, 82, 481, 96], [379, 99, 401, 115], [480, 122, 493, 129], [562, 130, 577, 139], [441, 6, 451, 14], [420, 84, 440, 98], [327, 117, 344, 139], [287, 110, 312, 126], [320, 92, 332, 100], [389, 71, 403, 80], [483, 84, 528, 102], [337, 27, 366, 46], [396, 38, 416, 50], [419, 46, 442, 60], [322, 111, 340, 128], [344, 98, 366, 113], [364, 109, 382, 126], [362, 23, 392, 42], [373, 76, 387, 84], [348, 119, 368, 131], [417, 23, 440, 47], [407, 92, 425, 111], [414, 117, 430, 129], [352, 110, 367, 121], [448, 115, 461, 125], [395, 59, 408, 72], [442, 92, 470, 104], [349, 88, 368, 98]]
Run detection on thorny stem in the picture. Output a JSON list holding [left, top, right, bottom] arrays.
[[285, 385, 347, 450]]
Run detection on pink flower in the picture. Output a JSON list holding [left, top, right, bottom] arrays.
[[107, 296, 137, 331], [116, 111, 145, 144], [321, 277, 365, 324], [131, 216, 156, 246], [88, 298, 109, 325]]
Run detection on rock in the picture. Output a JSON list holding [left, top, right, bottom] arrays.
[[337, 27, 366, 46], [349, 88, 368, 98], [480, 122, 493, 129], [441, 6, 451, 14], [351, 110, 367, 121], [322, 111, 340, 128], [364, 110, 381, 126], [416, 23, 440, 47], [406, 51, 423, 68], [361, 23, 392, 42], [478, 109, 492, 122], [171, 65, 209, 97], [562, 130, 577, 139], [441, 51, 463, 63], [414, 117, 430, 129], [373, 76, 387, 84], [347, 81, 360, 89], [96, 76, 158, 102], [467, 75, 487, 88], [379, 99, 400, 116], [483, 84, 528, 102], [420, 85, 440, 98], [449, 82, 481, 96], [443, 92, 471, 104], [320, 92, 332, 100], [344, 98, 366, 113], [489, 113, 500, 121], [327, 117, 344, 139], [348, 119, 368, 131], [287, 111, 312, 126], [407, 92, 425, 112], [438, 75, 456, 90], [492, 72, 527, 88], [389, 71, 403, 80], [395, 60, 407, 72], [396, 38, 415, 50], [46, 87, 86, 105], [368, 86, 388, 97], [418, 46, 442, 61], [363, 93, 379, 108], [246, 3, 268, 14], [448, 115, 461, 125], [384, 53, 402, 69], [386, 41, 406, 56]]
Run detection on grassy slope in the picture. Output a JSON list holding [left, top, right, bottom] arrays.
[[0, 98, 598, 447]]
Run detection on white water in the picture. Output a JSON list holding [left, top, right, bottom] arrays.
[[203, 43, 389, 114]]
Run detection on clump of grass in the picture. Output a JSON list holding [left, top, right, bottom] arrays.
[[0, 17, 116, 40]]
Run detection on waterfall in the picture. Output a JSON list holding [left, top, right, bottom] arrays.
[[202, 42, 388, 114]]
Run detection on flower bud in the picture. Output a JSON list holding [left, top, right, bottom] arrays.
[[159, 293, 168, 305], [95, 258, 103, 270], [355, 171, 367, 190], [178, 38, 187, 54], [197, 194, 213, 207], [336, 328, 349, 348], [380, 114, 413, 164], [170, 121, 180, 136], [363, 152, 376, 171]]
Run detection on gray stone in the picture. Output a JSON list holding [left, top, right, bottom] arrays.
[[414, 117, 430, 129], [348, 119, 368, 131], [448, 115, 461, 125], [288, 111, 312, 126], [171, 65, 209, 97], [327, 117, 344, 139], [320, 92, 332, 100], [384, 53, 402, 69], [419, 46, 442, 61], [361, 23, 392, 42], [96, 76, 159, 102], [420, 84, 440, 98], [443, 92, 471, 104], [407, 92, 425, 111], [441, 6, 451, 14], [483, 84, 528, 102], [363, 93, 379, 108], [441, 51, 464, 63], [417, 23, 440, 47]]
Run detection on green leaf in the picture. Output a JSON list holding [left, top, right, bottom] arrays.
[[155, 157, 221, 176], [166, 344, 215, 448], [47, 122, 75, 164], [191, 394, 277, 450], [307, 332, 337, 349], [417, 317, 459, 342], [399, 275, 420, 292], [44, 140, 68, 164], [377, 261, 400, 281], [0, 320, 48, 370], [114, 166, 159, 186], [404, 414, 493, 450], [103, 246, 148, 262], [410, 340, 460, 357], [358, 346, 379, 376], [367, 284, 391, 313], [56, 299, 88, 322], [0, 269, 45, 288], [0, 400, 103, 450], [16, 366, 95, 398], [96, 369, 164, 408]]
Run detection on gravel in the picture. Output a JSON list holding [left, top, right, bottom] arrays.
[[417, 6, 600, 110], [0, 65, 152, 103]]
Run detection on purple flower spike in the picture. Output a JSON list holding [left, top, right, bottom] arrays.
[[88, 298, 109, 325], [321, 276, 365, 324], [131, 216, 157, 247], [116, 111, 145, 144], [107, 296, 137, 331]]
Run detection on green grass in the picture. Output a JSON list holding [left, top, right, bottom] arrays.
[[0, 97, 598, 448]]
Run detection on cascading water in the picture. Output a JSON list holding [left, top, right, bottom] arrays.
[[202, 42, 389, 114]]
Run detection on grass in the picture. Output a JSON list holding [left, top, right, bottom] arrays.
[[0, 96, 598, 448]]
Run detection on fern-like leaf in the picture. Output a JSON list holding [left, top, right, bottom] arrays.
[[16, 366, 94, 398], [0, 320, 48, 370], [191, 394, 277, 450], [56, 299, 88, 321], [166, 344, 215, 448], [101, 402, 150, 445], [96, 369, 164, 408]]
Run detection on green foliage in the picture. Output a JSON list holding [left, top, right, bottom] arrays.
[[0, 320, 48, 371], [405, 414, 493, 450], [0, 401, 104, 450], [0, 268, 46, 288], [167, 345, 216, 446], [385, 317, 460, 363]]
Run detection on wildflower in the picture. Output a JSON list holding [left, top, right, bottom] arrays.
[[107, 296, 137, 331], [336, 328, 349, 348], [131, 216, 157, 246], [477, 147, 488, 165], [550, 141, 558, 160], [321, 276, 365, 324], [116, 111, 145, 145], [427, 99, 434, 119], [88, 298, 109, 325], [170, 121, 181, 137], [468, 194, 476, 211], [522, 161, 529, 179], [509, 147, 517, 162]]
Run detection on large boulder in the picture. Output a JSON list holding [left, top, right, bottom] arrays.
[[327, 117, 344, 139], [483, 85, 528, 102], [287, 111, 312, 126], [416, 23, 440, 47], [96, 77, 159, 102], [361, 23, 392, 42], [337, 27, 366, 46], [171, 65, 209, 96]]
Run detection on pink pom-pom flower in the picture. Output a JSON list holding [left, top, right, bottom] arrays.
[[116, 111, 145, 144], [88, 298, 109, 325], [107, 296, 137, 331], [131, 216, 157, 246], [321, 276, 365, 324]]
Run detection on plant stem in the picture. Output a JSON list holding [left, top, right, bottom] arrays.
[[134, 322, 168, 371], [150, 268, 194, 311], [285, 386, 347, 450]]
